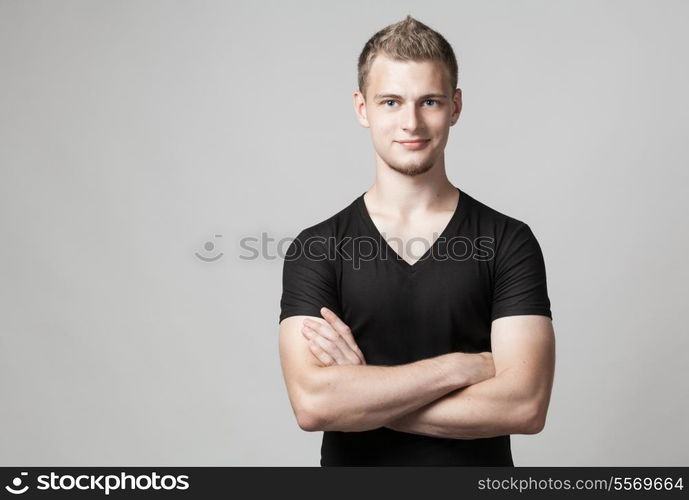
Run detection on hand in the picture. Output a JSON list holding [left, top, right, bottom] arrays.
[[301, 307, 366, 366]]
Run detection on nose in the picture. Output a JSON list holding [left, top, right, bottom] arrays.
[[401, 103, 422, 132]]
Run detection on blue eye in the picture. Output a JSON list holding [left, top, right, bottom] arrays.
[[382, 99, 440, 107]]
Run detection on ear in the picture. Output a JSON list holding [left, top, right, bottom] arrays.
[[352, 90, 370, 128], [450, 88, 462, 126]]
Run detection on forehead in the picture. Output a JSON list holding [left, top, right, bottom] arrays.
[[367, 54, 450, 95]]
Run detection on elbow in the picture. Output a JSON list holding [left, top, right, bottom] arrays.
[[295, 393, 326, 432], [293, 369, 345, 431], [522, 414, 546, 435], [518, 402, 547, 435], [289, 371, 328, 432], [296, 411, 322, 432]]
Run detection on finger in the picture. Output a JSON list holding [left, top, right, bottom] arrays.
[[301, 325, 314, 340], [304, 320, 358, 365], [320, 307, 360, 352], [320, 307, 350, 334], [303, 325, 348, 365], [354, 347, 366, 365], [320, 308, 365, 364], [308, 340, 335, 366], [306, 322, 360, 365], [311, 331, 357, 365]]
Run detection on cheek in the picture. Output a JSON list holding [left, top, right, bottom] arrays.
[[429, 112, 450, 127], [378, 121, 398, 140], [431, 122, 448, 135], [372, 124, 394, 142]]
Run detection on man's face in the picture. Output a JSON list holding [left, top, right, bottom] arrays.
[[354, 54, 461, 177]]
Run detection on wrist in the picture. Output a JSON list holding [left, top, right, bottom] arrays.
[[451, 351, 493, 387], [442, 352, 474, 388]]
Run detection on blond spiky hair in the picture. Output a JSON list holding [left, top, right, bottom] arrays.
[[357, 15, 459, 99]]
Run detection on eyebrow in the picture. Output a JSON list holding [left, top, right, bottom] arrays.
[[373, 93, 448, 101]]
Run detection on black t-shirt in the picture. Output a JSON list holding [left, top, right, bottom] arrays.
[[279, 187, 552, 466]]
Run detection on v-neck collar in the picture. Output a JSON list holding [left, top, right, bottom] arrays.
[[355, 187, 469, 273]]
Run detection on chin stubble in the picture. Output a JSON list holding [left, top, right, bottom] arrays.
[[387, 160, 435, 177]]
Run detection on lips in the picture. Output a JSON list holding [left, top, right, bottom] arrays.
[[397, 139, 430, 150]]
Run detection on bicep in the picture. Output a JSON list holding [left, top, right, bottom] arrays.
[[490, 314, 555, 407], [279, 315, 329, 415]]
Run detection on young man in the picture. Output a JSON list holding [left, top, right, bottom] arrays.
[[278, 15, 555, 466]]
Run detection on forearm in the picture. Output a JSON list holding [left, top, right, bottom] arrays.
[[306, 352, 472, 432], [385, 369, 537, 439]]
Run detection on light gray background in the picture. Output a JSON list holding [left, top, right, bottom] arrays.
[[1, 0, 687, 466]]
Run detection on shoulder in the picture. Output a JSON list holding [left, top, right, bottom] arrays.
[[284, 195, 360, 261], [463, 192, 545, 261], [464, 191, 531, 234], [290, 196, 360, 242]]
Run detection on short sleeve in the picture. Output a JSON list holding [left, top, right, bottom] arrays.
[[279, 229, 341, 324], [491, 222, 552, 322]]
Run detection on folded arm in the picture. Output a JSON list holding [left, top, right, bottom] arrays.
[[385, 315, 556, 438], [278, 310, 495, 432]]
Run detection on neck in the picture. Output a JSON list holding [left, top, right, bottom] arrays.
[[365, 155, 457, 216]]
